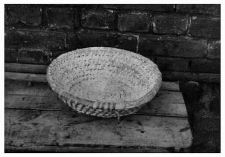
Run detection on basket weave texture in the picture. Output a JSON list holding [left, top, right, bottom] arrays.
[[47, 47, 162, 118]]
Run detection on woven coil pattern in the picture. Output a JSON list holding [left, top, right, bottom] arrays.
[[47, 47, 162, 118]]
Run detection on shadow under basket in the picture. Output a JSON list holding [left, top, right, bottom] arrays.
[[46, 47, 162, 119]]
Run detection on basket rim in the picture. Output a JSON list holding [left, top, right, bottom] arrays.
[[46, 47, 162, 110]]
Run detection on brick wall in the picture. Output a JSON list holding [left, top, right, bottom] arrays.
[[4, 4, 221, 152], [5, 4, 220, 82]]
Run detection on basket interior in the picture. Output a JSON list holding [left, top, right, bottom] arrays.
[[48, 47, 161, 103]]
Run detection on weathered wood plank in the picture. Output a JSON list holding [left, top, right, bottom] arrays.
[[5, 79, 186, 117], [160, 81, 179, 91], [139, 91, 186, 117], [5, 94, 67, 111], [5, 72, 46, 83], [5, 73, 192, 152], [5, 89, 187, 117], [5, 145, 171, 153], [162, 71, 220, 83], [5, 80, 54, 97], [5, 109, 192, 149], [5, 63, 48, 74]]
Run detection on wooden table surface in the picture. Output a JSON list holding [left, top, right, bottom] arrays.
[[5, 76, 193, 152]]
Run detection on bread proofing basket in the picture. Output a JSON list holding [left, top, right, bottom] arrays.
[[47, 47, 162, 118]]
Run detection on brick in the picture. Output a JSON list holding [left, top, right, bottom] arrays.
[[46, 7, 75, 29], [138, 35, 207, 58], [190, 59, 220, 73], [52, 50, 71, 59], [74, 8, 80, 28], [5, 48, 18, 63], [207, 41, 220, 59], [18, 48, 51, 64], [153, 14, 188, 34], [65, 32, 82, 50], [77, 29, 137, 52], [81, 9, 115, 30], [189, 16, 220, 39], [156, 57, 189, 72], [102, 4, 174, 12], [177, 4, 220, 17], [5, 29, 66, 50], [5, 4, 42, 26], [118, 12, 151, 32]]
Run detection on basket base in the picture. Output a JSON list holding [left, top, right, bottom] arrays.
[[68, 78, 144, 103]]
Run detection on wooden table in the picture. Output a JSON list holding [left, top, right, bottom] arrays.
[[5, 73, 193, 152]]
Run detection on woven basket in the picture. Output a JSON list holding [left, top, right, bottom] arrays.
[[47, 47, 162, 118]]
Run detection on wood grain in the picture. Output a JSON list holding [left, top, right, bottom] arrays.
[[5, 109, 192, 149], [5, 91, 187, 117], [160, 81, 179, 91], [5, 63, 48, 74], [5, 80, 55, 97], [5, 76, 192, 152], [5, 80, 187, 117], [5, 72, 46, 82]]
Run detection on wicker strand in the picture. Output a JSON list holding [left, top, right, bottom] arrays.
[[114, 110, 121, 122], [47, 47, 162, 118]]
